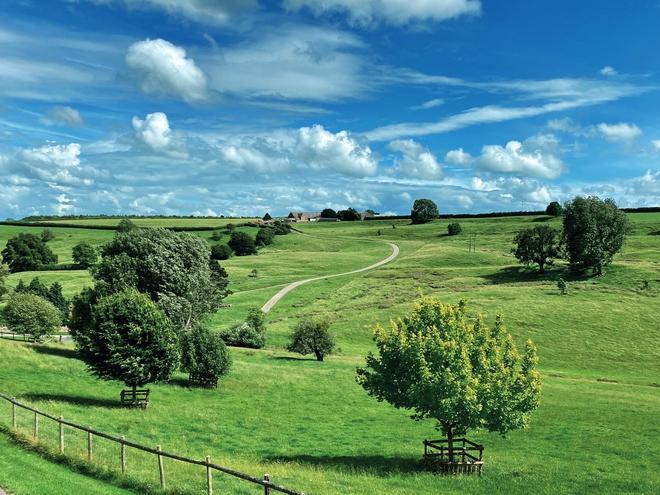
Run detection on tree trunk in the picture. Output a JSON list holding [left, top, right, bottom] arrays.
[[538, 261, 545, 274], [315, 351, 324, 362], [446, 423, 455, 464]]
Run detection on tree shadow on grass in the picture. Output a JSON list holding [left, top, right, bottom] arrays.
[[264, 454, 424, 476], [272, 355, 316, 362], [481, 266, 585, 285], [21, 393, 124, 409], [32, 345, 78, 360]]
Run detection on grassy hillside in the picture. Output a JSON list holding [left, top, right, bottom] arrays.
[[0, 213, 658, 494]]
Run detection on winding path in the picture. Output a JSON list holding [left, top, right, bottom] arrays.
[[261, 241, 400, 313]]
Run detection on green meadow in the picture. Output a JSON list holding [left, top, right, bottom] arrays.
[[0, 214, 659, 494]]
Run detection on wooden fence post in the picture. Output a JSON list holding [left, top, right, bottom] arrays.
[[59, 416, 64, 454], [11, 399, 16, 428], [87, 430, 93, 462], [34, 411, 39, 440], [157, 445, 165, 488], [120, 435, 126, 474], [206, 456, 213, 495], [264, 473, 270, 495]]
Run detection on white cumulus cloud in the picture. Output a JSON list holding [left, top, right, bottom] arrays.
[[42, 106, 85, 127], [20, 143, 81, 168], [132, 112, 172, 151], [600, 66, 618, 76], [126, 38, 208, 103], [597, 122, 642, 142], [445, 147, 471, 165], [475, 134, 564, 179], [388, 139, 442, 178]]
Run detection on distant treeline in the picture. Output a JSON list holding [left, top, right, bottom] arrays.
[[0, 220, 234, 232], [18, 214, 255, 221]]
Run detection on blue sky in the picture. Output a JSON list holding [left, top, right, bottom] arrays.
[[1, 0, 659, 218]]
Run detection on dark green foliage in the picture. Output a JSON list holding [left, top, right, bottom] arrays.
[[228, 231, 258, 256], [557, 278, 567, 295], [14, 279, 27, 293], [219, 308, 266, 349], [28, 277, 50, 299], [262, 212, 272, 221], [0, 264, 8, 298], [256, 227, 275, 247], [562, 196, 629, 275], [181, 323, 232, 386], [287, 319, 336, 361], [337, 208, 361, 221], [72, 242, 98, 268], [357, 297, 541, 449], [1, 233, 58, 272], [272, 221, 291, 235], [447, 222, 462, 235], [40, 229, 55, 242], [2, 292, 61, 341], [225, 223, 236, 232], [321, 208, 337, 218], [14, 277, 69, 324], [210, 230, 223, 241], [72, 289, 179, 388], [546, 201, 563, 217], [117, 218, 137, 232], [90, 228, 228, 331], [513, 225, 561, 273], [211, 243, 232, 260], [411, 199, 439, 224]]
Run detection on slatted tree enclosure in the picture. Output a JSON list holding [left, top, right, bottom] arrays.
[[423, 438, 484, 475]]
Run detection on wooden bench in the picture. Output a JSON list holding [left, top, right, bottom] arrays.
[[120, 389, 150, 408]]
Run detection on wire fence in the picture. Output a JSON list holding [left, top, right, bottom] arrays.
[[0, 392, 305, 495]]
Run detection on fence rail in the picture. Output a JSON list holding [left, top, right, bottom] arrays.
[[0, 392, 305, 495]]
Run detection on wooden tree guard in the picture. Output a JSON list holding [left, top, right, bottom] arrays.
[[423, 438, 484, 475], [189, 372, 218, 389], [120, 388, 150, 408]]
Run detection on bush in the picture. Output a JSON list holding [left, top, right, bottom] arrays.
[[411, 199, 439, 224], [210, 230, 223, 241], [41, 229, 56, 242], [557, 278, 567, 295], [1, 233, 58, 272], [219, 308, 266, 348], [72, 289, 179, 393], [287, 319, 335, 362], [272, 221, 291, 235], [14, 277, 69, 324], [181, 324, 231, 387], [72, 242, 98, 268], [337, 208, 361, 221], [256, 228, 275, 247], [546, 201, 563, 216], [117, 218, 137, 232], [321, 208, 337, 219], [513, 225, 561, 273], [3, 292, 61, 341], [562, 196, 628, 275], [211, 244, 232, 260], [228, 231, 258, 256], [447, 223, 462, 235], [226, 223, 236, 232]]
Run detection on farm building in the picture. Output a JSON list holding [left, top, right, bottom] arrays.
[[287, 211, 322, 222]]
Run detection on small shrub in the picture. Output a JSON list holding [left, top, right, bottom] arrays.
[[447, 223, 462, 235], [228, 231, 258, 256], [181, 324, 232, 387], [287, 319, 335, 361], [219, 308, 266, 348], [211, 244, 232, 260], [557, 278, 567, 295], [272, 221, 291, 235], [225, 223, 236, 232], [210, 230, 223, 241], [377, 230, 382, 236], [641, 280, 651, 291], [249, 269, 258, 278], [256, 227, 275, 246], [3, 292, 61, 341], [41, 229, 56, 242], [117, 218, 137, 233]]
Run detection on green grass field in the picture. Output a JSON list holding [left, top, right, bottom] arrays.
[[0, 214, 659, 494]]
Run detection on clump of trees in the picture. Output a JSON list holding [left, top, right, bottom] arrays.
[[411, 199, 439, 224], [447, 222, 462, 236], [181, 323, 231, 387], [512, 225, 561, 273], [15, 277, 69, 325], [228, 231, 258, 256], [256, 227, 275, 247], [1, 233, 58, 272], [40, 229, 56, 242], [117, 218, 137, 232], [337, 208, 361, 221], [3, 292, 61, 342], [272, 221, 291, 235], [287, 319, 335, 362], [73, 289, 179, 400], [211, 230, 223, 241], [0, 264, 8, 298], [562, 196, 628, 275], [357, 297, 541, 461], [321, 208, 337, 219], [219, 308, 266, 349], [545, 201, 563, 217], [72, 242, 98, 269], [211, 244, 232, 260]]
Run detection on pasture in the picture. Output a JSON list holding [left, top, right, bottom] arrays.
[[0, 213, 659, 494]]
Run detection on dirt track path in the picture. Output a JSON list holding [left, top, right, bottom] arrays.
[[261, 241, 400, 313]]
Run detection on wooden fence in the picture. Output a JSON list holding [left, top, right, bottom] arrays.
[[0, 393, 305, 495]]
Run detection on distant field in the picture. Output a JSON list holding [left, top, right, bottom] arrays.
[[22, 217, 261, 228], [0, 213, 659, 494]]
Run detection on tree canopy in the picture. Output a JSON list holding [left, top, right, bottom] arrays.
[[337, 208, 361, 221], [117, 218, 137, 232], [513, 225, 561, 273], [256, 227, 275, 247], [321, 208, 337, 218], [357, 297, 540, 449], [411, 199, 439, 224], [287, 319, 335, 362], [72, 289, 179, 388], [228, 231, 258, 256], [0, 264, 8, 298], [3, 292, 61, 341], [181, 323, 232, 386], [72, 242, 99, 268], [562, 196, 628, 275], [1, 233, 58, 272], [545, 201, 563, 217]]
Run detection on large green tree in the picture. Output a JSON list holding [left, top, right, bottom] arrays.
[[562, 196, 628, 275], [411, 199, 439, 224], [3, 292, 61, 342], [181, 323, 232, 387], [71, 289, 179, 398], [513, 225, 561, 273], [228, 231, 258, 256], [287, 319, 335, 362], [1, 233, 58, 272], [357, 297, 540, 461], [72, 242, 99, 268], [89, 228, 228, 330]]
